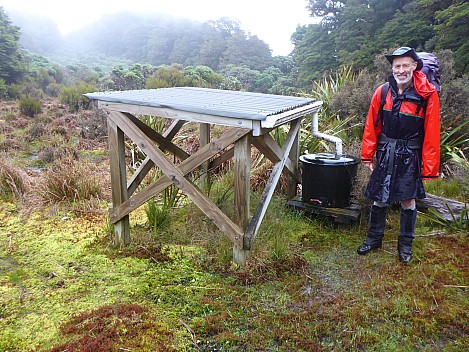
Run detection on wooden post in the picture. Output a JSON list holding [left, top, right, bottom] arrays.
[[107, 113, 130, 247], [287, 120, 301, 200], [199, 123, 210, 190], [233, 133, 251, 265]]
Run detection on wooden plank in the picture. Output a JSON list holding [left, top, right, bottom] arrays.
[[233, 133, 251, 265], [417, 193, 468, 222], [209, 147, 234, 170], [243, 119, 302, 249], [234, 134, 251, 230], [163, 119, 185, 139], [108, 111, 245, 247], [287, 122, 300, 199], [107, 117, 130, 246], [127, 156, 154, 196], [127, 119, 185, 195], [98, 101, 254, 130], [109, 126, 250, 223], [123, 112, 189, 161], [252, 133, 297, 178], [199, 123, 210, 189], [287, 196, 361, 225]]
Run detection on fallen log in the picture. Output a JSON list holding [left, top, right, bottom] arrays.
[[416, 193, 468, 222]]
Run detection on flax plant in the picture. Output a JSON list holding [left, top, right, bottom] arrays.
[[299, 66, 357, 155], [440, 117, 469, 166]]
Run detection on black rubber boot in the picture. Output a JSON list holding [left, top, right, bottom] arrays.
[[357, 205, 387, 255], [398, 208, 417, 263]]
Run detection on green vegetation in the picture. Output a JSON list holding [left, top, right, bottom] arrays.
[[294, 0, 469, 84], [0, 2, 467, 350], [18, 95, 41, 117], [1, 76, 467, 351], [0, 157, 28, 199], [1, 190, 467, 350], [58, 82, 96, 112]]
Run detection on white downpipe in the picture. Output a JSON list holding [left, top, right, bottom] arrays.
[[311, 110, 343, 156]]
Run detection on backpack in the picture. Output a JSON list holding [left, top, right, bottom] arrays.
[[375, 52, 440, 126], [417, 52, 441, 93]]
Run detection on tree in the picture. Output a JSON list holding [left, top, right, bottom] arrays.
[[0, 7, 25, 84], [293, 23, 339, 84], [145, 64, 191, 89], [220, 65, 261, 92], [295, 0, 468, 81], [219, 33, 273, 71], [434, 1, 469, 74]]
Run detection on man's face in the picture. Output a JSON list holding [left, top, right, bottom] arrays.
[[392, 56, 417, 85]]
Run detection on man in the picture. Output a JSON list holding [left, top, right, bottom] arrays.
[[357, 47, 440, 263]]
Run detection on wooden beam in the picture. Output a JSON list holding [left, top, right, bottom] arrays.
[[417, 193, 468, 222], [127, 156, 154, 196], [233, 133, 251, 265], [123, 112, 189, 161], [199, 123, 210, 189], [107, 116, 130, 246], [108, 111, 244, 247], [243, 119, 302, 249], [252, 133, 298, 179], [209, 147, 234, 170], [234, 134, 251, 230], [126, 119, 186, 195], [163, 119, 185, 139], [109, 126, 250, 224]]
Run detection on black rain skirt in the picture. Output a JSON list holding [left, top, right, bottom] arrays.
[[365, 141, 426, 204]]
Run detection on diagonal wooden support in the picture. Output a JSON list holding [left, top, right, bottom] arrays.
[[126, 119, 186, 196], [127, 156, 154, 196], [252, 133, 298, 180], [108, 111, 247, 246], [123, 112, 189, 161], [109, 123, 250, 223], [243, 119, 302, 250]]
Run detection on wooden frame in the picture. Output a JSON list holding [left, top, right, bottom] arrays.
[[96, 98, 322, 265]]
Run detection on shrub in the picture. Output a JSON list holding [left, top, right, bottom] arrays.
[[0, 79, 8, 99], [440, 76, 469, 132], [45, 83, 62, 97], [59, 82, 96, 113], [40, 156, 102, 203], [78, 110, 108, 140], [0, 158, 28, 199], [330, 68, 381, 122], [19, 96, 42, 117]]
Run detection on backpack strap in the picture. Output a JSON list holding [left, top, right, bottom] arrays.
[[377, 82, 428, 123], [375, 82, 389, 127], [415, 99, 428, 116]]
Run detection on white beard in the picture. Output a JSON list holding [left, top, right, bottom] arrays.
[[393, 72, 412, 85]]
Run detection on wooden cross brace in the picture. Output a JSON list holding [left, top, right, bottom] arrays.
[[106, 110, 302, 262]]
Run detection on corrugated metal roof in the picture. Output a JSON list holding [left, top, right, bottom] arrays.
[[84, 87, 316, 121]]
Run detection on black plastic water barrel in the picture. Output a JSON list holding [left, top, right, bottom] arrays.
[[300, 153, 360, 208]]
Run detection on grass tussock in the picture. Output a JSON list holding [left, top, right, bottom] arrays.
[[0, 157, 29, 199], [39, 155, 103, 204]]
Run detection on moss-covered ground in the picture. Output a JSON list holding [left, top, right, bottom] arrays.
[[0, 98, 467, 351], [0, 196, 467, 351]]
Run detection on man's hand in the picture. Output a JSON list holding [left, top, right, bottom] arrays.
[[363, 161, 374, 171]]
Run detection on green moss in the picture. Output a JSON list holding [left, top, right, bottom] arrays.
[[0, 187, 467, 351]]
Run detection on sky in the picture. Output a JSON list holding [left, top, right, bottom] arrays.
[[2, 0, 317, 56]]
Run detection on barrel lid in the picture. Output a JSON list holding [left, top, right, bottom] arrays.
[[300, 152, 359, 165]]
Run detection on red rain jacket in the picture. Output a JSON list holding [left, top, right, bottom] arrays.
[[361, 70, 440, 179]]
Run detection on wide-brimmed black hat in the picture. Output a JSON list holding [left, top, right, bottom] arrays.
[[385, 47, 423, 70]]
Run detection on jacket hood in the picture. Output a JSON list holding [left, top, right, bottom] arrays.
[[412, 70, 436, 99]]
